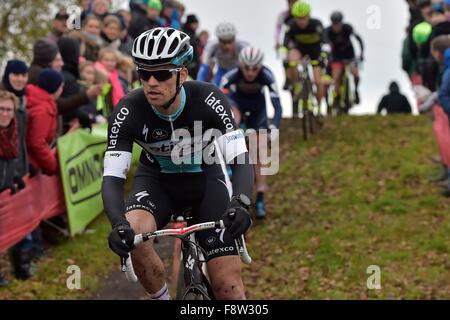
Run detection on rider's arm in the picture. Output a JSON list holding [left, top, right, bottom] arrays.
[[101, 103, 134, 227], [275, 11, 287, 48], [197, 41, 216, 82], [263, 68, 283, 128], [205, 84, 254, 198], [351, 28, 365, 59]]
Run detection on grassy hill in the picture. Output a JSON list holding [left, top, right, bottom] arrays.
[[244, 115, 450, 299], [1, 115, 449, 299]]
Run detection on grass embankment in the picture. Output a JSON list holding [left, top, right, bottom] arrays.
[[244, 116, 450, 299]]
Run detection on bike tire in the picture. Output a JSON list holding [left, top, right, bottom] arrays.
[[343, 75, 352, 113]]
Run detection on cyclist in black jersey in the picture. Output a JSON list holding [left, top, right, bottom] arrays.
[[325, 11, 364, 106], [282, 1, 325, 106], [101, 27, 254, 300]]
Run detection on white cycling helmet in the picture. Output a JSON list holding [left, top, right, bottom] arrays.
[[239, 47, 264, 67], [132, 27, 193, 68], [215, 22, 237, 41]]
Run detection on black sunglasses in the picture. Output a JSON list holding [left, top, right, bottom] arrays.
[[137, 67, 182, 82], [219, 39, 234, 45], [244, 65, 260, 72]]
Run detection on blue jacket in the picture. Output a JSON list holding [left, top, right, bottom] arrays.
[[438, 48, 450, 115]]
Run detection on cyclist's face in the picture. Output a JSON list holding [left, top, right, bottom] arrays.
[[296, 16, 310, 29], [141, 66, 188, 108], [331, 23, 343, 33], [219, 39, 235, 52], [240, 63, 262, 82], [431, 49, 443, 63]]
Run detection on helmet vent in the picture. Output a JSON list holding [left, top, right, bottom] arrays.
[[148, 38, 155, 56], [157, 37, 167, 55], [168, 38, 179, 54]]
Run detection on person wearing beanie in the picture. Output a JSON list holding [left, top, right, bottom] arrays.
[[28, 38, 59, 85], [25, 69, 64, 175], [0, 60, 29, 178], [128, 0, 163, 39], [29, 38, 102, 119], [182, 14, 200, 78], [58, 36, 96, 132]]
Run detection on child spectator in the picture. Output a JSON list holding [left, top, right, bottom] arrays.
[[74, 15, 103, 62], [78, 61, 108, 123], [95, 47, 126, 107], [100, 15, 123, 50], [25, 69, 64, 176], [92, 0, 111, 21]]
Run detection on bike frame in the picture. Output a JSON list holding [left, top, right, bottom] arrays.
[[121, 220, 251, 300]]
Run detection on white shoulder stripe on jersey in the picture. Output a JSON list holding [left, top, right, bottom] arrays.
[[217, 129, 248, 164], [103, 151, 132, 179]]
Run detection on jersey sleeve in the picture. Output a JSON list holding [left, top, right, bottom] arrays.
[[103, 102, 134, 179], [201, 84, 248, 163], [262, 67, 283, 128], [220, 67, 239, 92]]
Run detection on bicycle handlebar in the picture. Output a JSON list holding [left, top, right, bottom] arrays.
[[121, 220, 252, 282]]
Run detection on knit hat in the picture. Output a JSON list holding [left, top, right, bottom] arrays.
[[186, 14, 199, 24], [37, 69, 64, 94], [2, 60, 28, 97], [32, 38, 59, 67], [147, 0, 162, 11]]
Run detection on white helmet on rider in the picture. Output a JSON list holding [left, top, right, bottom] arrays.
[[132, 27, 193, 68], [239, 47, 264, 67], [215, 22, 237, 41]]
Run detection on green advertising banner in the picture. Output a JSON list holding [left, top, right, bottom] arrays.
[[57, 124, 108, 236], [57, 124, 143, 236]]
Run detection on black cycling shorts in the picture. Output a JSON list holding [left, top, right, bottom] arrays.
[[125, 162, 239, 261], [294, 45, 322, 62]]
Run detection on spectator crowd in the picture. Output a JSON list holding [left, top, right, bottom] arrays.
[[402, 0, 450, 197]]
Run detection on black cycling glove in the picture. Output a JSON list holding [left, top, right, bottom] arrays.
[[108, 221, 135, 258], [221, 197, 252, 239]]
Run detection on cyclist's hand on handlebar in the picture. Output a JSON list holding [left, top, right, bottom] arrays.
[[222, 198, 252, 239], [108, 222, 135, 258]]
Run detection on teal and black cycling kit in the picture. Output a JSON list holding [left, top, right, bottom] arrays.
[[101, 81, 254, 260]]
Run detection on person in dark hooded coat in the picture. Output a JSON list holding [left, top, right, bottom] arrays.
[[377, 82, 412, 114], [58, 36, 98, 132]]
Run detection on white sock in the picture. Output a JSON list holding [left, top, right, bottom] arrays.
[[148, 283, 171, 300]]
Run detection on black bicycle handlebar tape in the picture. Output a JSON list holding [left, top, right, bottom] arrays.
[[229, 152, 254, 200], [102, 176, 127, 227]]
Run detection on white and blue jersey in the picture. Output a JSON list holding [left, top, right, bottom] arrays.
[[220, 66, 283, 130]]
